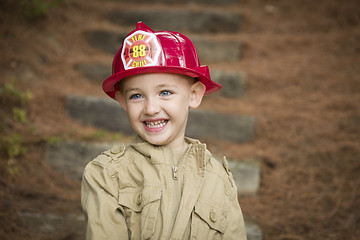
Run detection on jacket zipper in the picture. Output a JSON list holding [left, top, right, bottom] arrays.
[[171, 146, 188, 180], [170, 146, 190, 229], [172, 165, 179, 179], [170, 150, 181, 233]]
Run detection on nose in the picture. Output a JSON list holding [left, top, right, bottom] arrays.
[[144, 97, 160, 116]]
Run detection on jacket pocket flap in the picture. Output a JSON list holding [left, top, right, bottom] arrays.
[[194, 201, 226, 233], [118, 186, 162, 212]]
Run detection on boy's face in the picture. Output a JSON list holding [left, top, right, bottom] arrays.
[[115, 73, 205, 151]]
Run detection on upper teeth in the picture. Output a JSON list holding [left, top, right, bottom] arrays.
[[146, 120, 166, 128]]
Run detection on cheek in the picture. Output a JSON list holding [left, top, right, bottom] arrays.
[[126, 104, 142, 119], [166, 99, 189, 117]]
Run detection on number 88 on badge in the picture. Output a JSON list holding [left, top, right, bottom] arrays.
[[121, 30, 161, 69]]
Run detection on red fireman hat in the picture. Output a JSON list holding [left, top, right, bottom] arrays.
[[102, 21, 222, 99]]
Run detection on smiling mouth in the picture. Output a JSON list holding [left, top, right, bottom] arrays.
[[144, 120, 168, 129]]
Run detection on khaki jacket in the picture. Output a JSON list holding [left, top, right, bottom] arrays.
[[81, 138, 247, 240]]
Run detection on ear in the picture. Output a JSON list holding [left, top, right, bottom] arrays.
[[189, 81, 206, 109], [115, 91, 128, 111]]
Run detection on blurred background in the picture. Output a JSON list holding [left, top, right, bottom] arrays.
[[0, 0, 359, 239]]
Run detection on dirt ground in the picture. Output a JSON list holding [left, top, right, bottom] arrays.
[[1, 0, 359, 239]]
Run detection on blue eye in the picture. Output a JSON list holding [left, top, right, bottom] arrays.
[[160, 90, 172, 96], [129, 94, 142, 100]]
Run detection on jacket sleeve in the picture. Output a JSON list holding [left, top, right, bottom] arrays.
[[224, 195, 247, 240], [81, 155, 128, 240], [221, 157, 248, 240]]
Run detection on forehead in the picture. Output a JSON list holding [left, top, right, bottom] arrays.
[[121, 73, 194, 90]]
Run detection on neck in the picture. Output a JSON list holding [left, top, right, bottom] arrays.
[[168, 140, 188, 152]]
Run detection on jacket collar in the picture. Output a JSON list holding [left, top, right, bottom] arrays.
[[130, 136, 211, 174]]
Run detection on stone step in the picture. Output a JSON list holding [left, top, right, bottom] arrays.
[[75, 62, 247, 98], [65, 95, 255, 143], [22, 211, 262, 240], [210, 70, 247, 98], [86, 30, 242, 62], [226, 158, 260, 197], [45, 140, 260, 196], [186, 109, 255, 143], [192, 36, 243, 62], [108, 9, 241, 34], [21, 212, 84, 240], [75, 62, 110, 83], [45, 141, 112, 180]]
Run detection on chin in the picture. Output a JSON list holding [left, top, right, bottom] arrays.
[[142, 135, 168, 146]]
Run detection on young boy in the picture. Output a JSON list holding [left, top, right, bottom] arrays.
[[81, 21, 247, 240]]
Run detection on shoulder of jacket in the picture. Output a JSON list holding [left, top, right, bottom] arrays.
[[207, 155, 232, 176], [104, 144, 126, 157], [207, 155, 226, 174], [90, 144, 128, 166], [207, 155, 238, 199], [87, 144, 137, 177], [221, 156, 238, 198], [101, 143, 148, 164]]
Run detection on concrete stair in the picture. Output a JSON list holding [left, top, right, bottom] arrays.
[[107, 9, 241, 33]]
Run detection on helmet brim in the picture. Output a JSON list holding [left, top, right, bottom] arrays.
[[102, 65, 222, 99]]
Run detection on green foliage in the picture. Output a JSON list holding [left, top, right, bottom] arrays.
[[1, 133, 27, 159], [0, 132, 28, 178], [13, 107, 27, 123], [0, 132, 26, 177], [1, 81, 32, 124], [1, 134, 26, 178], [20, 0, 66, 19], [1, 80, 32, 104], [0, 80, 32, 177]]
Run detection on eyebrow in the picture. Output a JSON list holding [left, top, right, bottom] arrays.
[[123, 88, 140, 95], [124, 84, 178, 93], [156, 84, 178, 89]]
